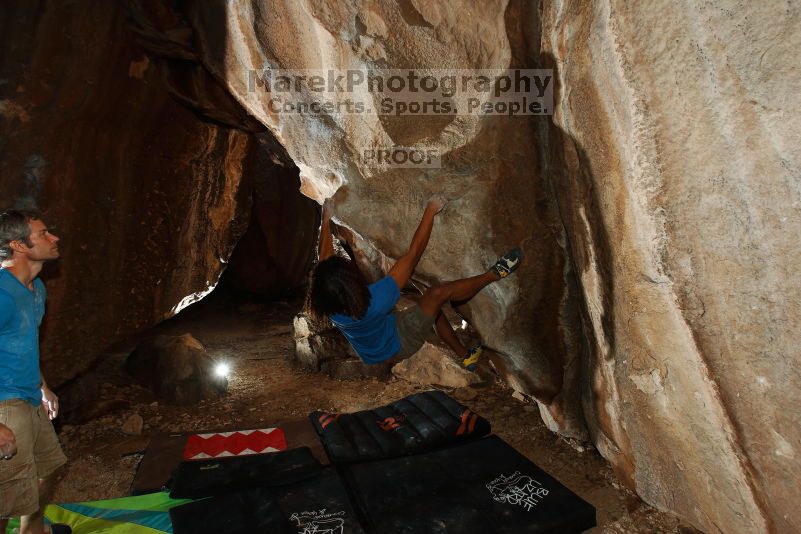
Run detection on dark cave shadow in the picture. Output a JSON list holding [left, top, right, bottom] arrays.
[[537, 47, 628, 467], [538, 49, 618, 375]]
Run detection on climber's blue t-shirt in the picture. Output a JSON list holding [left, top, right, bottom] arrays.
[[331, 276, 401, 364], [0, 269, 46, 406]]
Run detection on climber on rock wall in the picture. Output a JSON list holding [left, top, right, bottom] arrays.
[[306, 195, 522, 371], [0, 210, 71, 534]]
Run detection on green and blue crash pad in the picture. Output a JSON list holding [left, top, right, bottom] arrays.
[[5, 492, 191, 534]]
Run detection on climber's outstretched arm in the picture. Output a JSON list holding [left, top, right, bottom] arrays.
[[318, 200, 335, 261], [388, 195, 448, 289]]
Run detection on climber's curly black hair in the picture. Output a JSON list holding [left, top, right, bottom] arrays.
[[306, 256, 371, 321]]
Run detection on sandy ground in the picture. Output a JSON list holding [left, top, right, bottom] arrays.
[[49, 290, 697, 533]]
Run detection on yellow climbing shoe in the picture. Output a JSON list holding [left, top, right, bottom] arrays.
[[462, 345, 483, 371]]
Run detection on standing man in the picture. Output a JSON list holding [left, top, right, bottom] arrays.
[[0, 210, 70, 534]]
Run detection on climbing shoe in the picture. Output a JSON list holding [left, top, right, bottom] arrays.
[[462, 345, 483, 371], [491, 248, 523, 279]]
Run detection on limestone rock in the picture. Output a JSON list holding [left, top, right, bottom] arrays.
[[293, 314, 390, 379], [4, 2, 799, 533], [121, 414, 144, 436], [184, 0, 587, 438], [392, 342, 481, 388], [0, 2, 319, 387], [125, 334, 227, 404], [539, 1, 801, 532], [0, 2, 253, 386], [453, 386, 478, 402]]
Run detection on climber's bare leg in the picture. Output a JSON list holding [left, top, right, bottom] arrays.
[[418, 272, 497, 319], [435, 312, 468, 357]]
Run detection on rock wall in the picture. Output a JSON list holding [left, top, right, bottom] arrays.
[[0, 2, 322, 386], [184, 0, 589, 439], [541, 1, 801, 532], [172, 0, 800, 532], [3, 0, 799, 532], [0, 1, 253, 385]]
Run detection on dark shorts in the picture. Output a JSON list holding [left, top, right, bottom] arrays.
[[390, 305, 436, 362]]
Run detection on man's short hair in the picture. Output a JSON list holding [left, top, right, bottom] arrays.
[[0, 209, 40, 260]]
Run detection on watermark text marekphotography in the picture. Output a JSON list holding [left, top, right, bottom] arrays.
[[247, 69, 553, 116], [360, 146, 442, 169]]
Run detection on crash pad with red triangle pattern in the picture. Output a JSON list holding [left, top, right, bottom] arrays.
[[182, 428, 287, 460]]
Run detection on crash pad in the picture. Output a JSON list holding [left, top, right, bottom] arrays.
[[169, 467, 365, 534], [130, 418, 327, 495], [341, 435, 596, 533], [5, 492, 189, 534], [310, 390, 490, 462], [168, 446, 321, 499]]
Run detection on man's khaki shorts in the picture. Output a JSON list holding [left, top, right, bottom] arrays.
[[0, 399, 67, 518]]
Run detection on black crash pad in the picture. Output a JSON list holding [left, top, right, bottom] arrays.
[[341, 435, 596, 533], [130, 419, 328, 495], [168, 446, 321, 499], [310, 390, 491, 463], [170, 466, 366, 534]]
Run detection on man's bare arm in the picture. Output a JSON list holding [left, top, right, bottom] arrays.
[[388, 195, 448, 289]]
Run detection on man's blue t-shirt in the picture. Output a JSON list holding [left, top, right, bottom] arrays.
[[331, 276, 401, 364], [0, 269, 46, 406]]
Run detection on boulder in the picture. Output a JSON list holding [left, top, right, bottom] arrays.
[[121, 413, 144, 436], [293, 314, 390, 379], [125, 334, 227, 404], [184, 0, 586, 438], [453, 387, 478, 402], [540, 1, 801, 531], [0, 2, 253, 386], [176, 2, 801, 531], [392, 342, 481, 389]]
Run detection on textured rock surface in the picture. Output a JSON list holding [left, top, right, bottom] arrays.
[[0, 2, 252, 385], [2, 1, 799, 532], [293, 314, 391, 379], [186, 0, 588, 441], [0, 2, 319, 387], [391, 342, 482, 388], [540, 1, 801, 532], [178, 1, 800, 532], [221, 141, 321, 298], [121, 413, 144, 436]]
